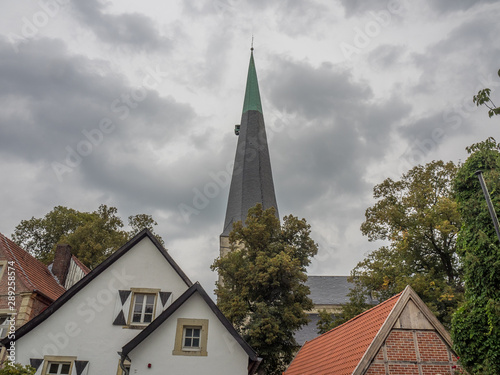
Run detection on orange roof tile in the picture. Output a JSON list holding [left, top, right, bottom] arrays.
[[0, 232, 66, 301], [285, 292, 401, 375]]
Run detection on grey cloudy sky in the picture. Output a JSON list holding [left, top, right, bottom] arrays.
[[0, 0, 499, 292]]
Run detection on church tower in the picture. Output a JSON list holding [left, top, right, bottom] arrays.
[[220, 48, 279, 257]]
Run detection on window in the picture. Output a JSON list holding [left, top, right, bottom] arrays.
[[114, 288, 167, 328], [173, 318, 208, 356], [183, 327, 201, 350], [40, 357, 76, 375], [47, 362, 71, 375], [131, 293, 155, 324]]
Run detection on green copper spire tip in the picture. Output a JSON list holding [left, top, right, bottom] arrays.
[[242, 50, 263, 114]]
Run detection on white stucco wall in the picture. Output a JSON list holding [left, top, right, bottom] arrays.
[[128, 292, 250, 375], [15, 237, 191, 374]]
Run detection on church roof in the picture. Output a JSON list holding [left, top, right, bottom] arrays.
[[222, 50, 279, 236], [306, 276, 353, 305], [242, 51, 262, 114]]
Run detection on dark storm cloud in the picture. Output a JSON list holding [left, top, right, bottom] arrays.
[[338, 0, 496, 17], [0, 37, 196, 165], [266, 58, 372, 119], [410, 12, 500, 99], [426, 0, 498, 14], [70, 0, 171, 51], [264, 57, 411, 215], [337, 0, 402, 17]]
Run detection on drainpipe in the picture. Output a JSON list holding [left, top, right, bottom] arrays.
[[475, 170, 500, 244], [117, 352, 130, 375]]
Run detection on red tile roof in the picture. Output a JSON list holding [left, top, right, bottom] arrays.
[[285, 292, 402, 375], [0, 232, 66, 301]]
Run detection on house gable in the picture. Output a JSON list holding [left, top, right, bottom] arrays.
[[3, 229, 192, 346], [122, 283, 260, 375], [4, 230, 194, 374], [286, 286, 463, 375], [353, 286, 456, 375]]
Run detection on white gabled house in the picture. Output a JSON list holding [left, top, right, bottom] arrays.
[[2, 230, 260, 375]]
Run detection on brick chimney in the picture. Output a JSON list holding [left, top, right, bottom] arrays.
[[52, 244, 72, 286]]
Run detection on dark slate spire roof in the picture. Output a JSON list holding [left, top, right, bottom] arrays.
[[222, 50, 279, 236]]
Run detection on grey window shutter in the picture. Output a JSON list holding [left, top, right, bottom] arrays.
[[155, 291, 172, 317], [113, 290, 132, 325], [73, 361, 89, 375], [30, 359, 44, 375]]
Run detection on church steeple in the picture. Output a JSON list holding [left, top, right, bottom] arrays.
[[242, 50, 263, 114], [221, 49, 279, 244]]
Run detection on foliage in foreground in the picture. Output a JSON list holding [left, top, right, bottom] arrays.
[[452, 138, 500, 374], [212, 204, 318, 375], [12, 205, 163, 268], [0, 362, 35, 375]]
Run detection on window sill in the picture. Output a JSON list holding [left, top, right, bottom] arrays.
[[172, 349, 207, 357], [122, 325, 147, 330]]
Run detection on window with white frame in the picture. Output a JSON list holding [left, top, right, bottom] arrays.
[[35, 355, 86, 375], [130, 293, 156, 324], [173, 318, 208, 356], [45, 362, 72, 375], [183, 326, 202, 350]]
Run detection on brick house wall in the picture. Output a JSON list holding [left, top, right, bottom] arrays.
[[366, 329, 462, 375]]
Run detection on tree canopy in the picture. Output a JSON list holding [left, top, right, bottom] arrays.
[[451, 137, 500, 374], [12, 205, 163, 268], [343, 160, 463, 328], [211, 204, 318, 375]]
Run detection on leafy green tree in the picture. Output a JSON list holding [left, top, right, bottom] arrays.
[[13, 206, 94, 263], [58, 205, 128, 268], [317, 309, 337, 334], [13, 205, 163, 268], [211, 204, 318, 375], [128, 214, 164, 246], [452, 137, 500, 374], [352, 160, 463, 327], [473, 69, 500, 118], [0, 362, 35, 375]]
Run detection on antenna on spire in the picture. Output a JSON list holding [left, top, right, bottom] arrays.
[[251, 35, 254, 51]]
